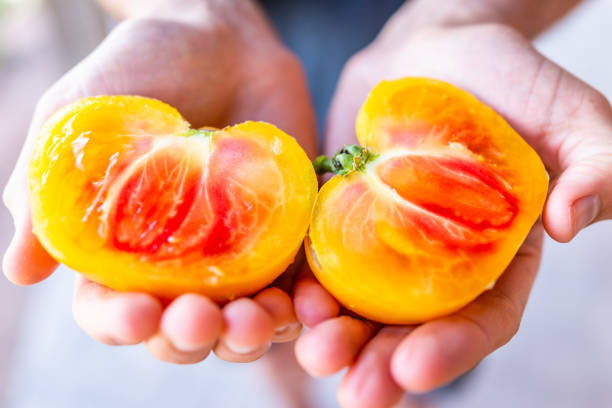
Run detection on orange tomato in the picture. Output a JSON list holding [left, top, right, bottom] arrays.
[[308, 78, 548, 324], [29, 96, 317, 300]]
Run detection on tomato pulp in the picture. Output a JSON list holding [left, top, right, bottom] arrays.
[[29, 96, 317, 300], [308, 78, 548, 324]]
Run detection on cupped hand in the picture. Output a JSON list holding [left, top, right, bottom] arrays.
[[3, 4, 315, 364], [294, 21, 612, 407]]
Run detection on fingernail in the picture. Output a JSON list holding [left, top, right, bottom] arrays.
[[171, 338, 211, 353], [224, 340, 270, 355], [573, 195, 600, 234], [274, 321, 300, 335], [273, 322, 302, 342]]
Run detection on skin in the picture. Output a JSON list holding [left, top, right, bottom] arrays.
[[5, 0, 612, 405], [294, 0, 612, 406], [3, 0, 315, 364]]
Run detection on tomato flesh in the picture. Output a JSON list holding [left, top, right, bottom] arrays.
[[111, 137, 269, 259], [375, 154, 518, 250], [307, 78, 549, 324]]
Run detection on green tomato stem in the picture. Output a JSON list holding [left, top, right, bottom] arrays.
[[313, 144, 378, 176], [183, 128, 215, 138]]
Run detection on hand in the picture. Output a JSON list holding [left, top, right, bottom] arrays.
[[3, 0, 315, 364], [294, 18, 612, 408]]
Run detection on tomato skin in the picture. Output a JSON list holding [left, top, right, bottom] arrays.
[[307, 78, 548, 324], [29, 96, 317, 300]]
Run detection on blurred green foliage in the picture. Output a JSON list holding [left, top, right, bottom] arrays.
[[0, 0, 8, 19]]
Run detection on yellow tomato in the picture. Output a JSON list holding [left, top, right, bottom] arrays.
[[29, 96, 317, 300], [308, 78, 548, 324]]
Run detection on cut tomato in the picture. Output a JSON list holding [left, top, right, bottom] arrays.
[[308, 78, 548, 324], [29, 96, 317, 300]]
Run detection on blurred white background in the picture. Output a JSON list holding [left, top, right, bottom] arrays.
[[0, 0, 611, 407]]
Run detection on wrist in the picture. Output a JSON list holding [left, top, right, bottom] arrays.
[[98, 0, 245, 20], [378, 0, 581, 42], [99, 0, 282, 52], [98, 0, 276, 36]]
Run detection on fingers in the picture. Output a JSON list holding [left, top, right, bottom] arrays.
[[2, 214, 57, 285], [147, 294, 223, 364], [544, 152, 612, 242], [150, 289, 298, 364], [145, 294, 223, 364], [74, 277, 288, 364], [72, 276, 162, 345], [337, 327, 412, 408], [150, 294, 284, 365], [3, 166, 57, 285], [146, 333, 212, 365], [3, 72, 91, 286], [507, 52, 612, 243], [161, 294, 223, 350], [390, 224, 544, 393], [2, 69, 91, 286], [214, 298, 275, 363], [74, 272, 297, 364], [293, 266, 341, 328], [295, 316, 377, 377], [254, 287, 302, 342], [213, 287, 300, 362]]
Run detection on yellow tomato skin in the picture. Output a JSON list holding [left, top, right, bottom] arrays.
[[307, 78, 548, 324], [29, 95, 317, 300]]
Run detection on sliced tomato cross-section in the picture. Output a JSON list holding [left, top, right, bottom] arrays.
[[374, 153, 519, 251]]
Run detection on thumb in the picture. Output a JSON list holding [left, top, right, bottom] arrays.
[[2, 96, 64, 285], [543, 137, 612, 243], [2, 206, 57, 285], [3, 160, 58, 285]]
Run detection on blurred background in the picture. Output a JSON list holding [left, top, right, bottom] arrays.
[[0, 0, 611, 407]]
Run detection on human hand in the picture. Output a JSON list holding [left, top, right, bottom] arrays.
[[294, 11, 612, 408], [3, 0, 315, 364]]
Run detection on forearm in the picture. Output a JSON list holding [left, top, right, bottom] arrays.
[[95, 0, 274, 34], [94, 0, 280, 52], [380, 0, 582, 41]]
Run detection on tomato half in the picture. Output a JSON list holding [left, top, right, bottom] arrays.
[[308, 78, 548, 324], [29, 96, 317, 300]]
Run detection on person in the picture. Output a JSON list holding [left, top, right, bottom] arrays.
[[3, 0, 611, 406]]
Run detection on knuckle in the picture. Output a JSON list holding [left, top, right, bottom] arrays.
[[268, 47, 306, 81], [342, 51, 370, 81], [580, 88, 612, 121], [333, 54, 372, 102], [34, 87, 60, 118], [110, 17, 194, 49], [487, 290, 522, 345], [458, 289, 522, 351], [465, 22, 526, 43], [112, 17, 163, 36], [423, 22, 528, 51]]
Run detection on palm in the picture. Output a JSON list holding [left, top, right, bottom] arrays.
[[295, 23, 612, 406], [4, 18, 315, 363]]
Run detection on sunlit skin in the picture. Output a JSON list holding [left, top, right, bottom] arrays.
[[5, 0, 612, 406], [29, 96, 316, 300], [307, 78, 548, 325], [294, 1, 612, 406], [3, 1, 316, 364]]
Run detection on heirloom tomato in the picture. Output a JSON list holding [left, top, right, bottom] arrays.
[[308, 78, 548, 324], [29, 96, 317, 300]]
